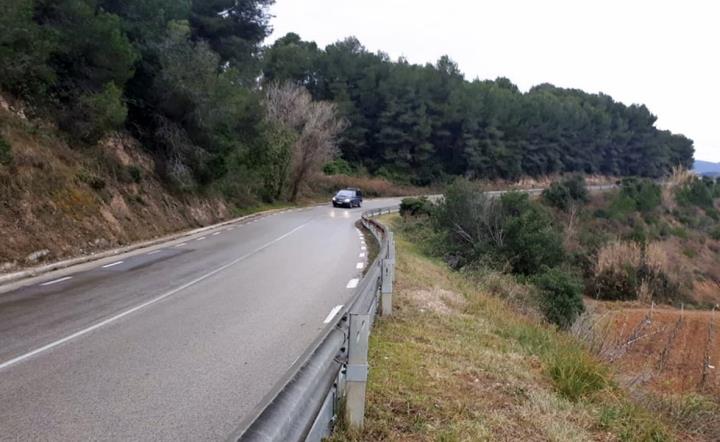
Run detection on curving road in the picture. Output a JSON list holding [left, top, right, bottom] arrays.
[[0, 198, 399, 441]]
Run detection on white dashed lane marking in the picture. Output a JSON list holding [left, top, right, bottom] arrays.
[[196, 237, 206, 241], [323, 305, 344, 324], [146, 250, 162, 256], [2, 222, 309, 372], [346, 278, 359, 289], [356, 262, 364, 269], [212, 232, 221, 236], [101, 261, 124, 269], [175, 243, 187, 248], [40, 276, 72, 287], [359, 253, 365, 258]]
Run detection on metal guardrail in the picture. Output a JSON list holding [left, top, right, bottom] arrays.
[[229, 206, 399, 442]]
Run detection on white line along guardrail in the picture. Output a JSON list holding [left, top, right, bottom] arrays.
[[229, 206, 399, 442]]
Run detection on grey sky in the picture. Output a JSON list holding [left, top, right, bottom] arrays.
[[267, 0, 719, 162]]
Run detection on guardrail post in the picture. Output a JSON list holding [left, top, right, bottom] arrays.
[[381, 259, 393, 316], [345, 313, 370, 429]]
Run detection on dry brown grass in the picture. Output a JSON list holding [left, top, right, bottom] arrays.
[[0, 103, 236, 270], [307, 173, 426, 198], [662, 166, 695, 209], [596, 241, 643, 274], [476, 174, 617, 192]]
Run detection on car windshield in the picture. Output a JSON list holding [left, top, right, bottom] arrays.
[[336, 191, 353, 198]]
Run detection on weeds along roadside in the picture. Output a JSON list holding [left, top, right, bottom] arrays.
[[331, 212, 675, 441]]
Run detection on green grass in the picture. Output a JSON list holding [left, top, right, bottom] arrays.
[[331, 214, 675, 441]]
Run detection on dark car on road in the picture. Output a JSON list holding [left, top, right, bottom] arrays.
[[332, 188, 363, 208]]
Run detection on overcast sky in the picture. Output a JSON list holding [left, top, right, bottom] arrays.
[[267, 0, 719, 162]]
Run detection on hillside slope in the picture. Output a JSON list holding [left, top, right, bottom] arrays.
[[0, 98, 232, 272]]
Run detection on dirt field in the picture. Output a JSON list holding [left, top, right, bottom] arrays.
[[582, 301, 720, 396]]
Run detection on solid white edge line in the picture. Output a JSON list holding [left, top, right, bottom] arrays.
[[40, 276, 72, 286], [0, 222, 309, 372], [323, 305, 344, 324], [346, 278, 359, 289], [101, 261, 124, 269]]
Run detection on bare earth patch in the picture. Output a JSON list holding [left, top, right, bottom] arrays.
[[406, 288, 467, 315]]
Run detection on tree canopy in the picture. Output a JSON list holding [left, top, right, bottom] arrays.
[[264, 34, 694, 184], [0, 3, 695, 202]]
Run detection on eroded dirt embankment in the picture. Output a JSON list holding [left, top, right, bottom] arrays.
[[0, 99, 231, 274]]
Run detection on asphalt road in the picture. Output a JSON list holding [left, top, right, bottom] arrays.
[[0, 198, 399, 441]]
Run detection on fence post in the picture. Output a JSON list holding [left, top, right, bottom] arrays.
[[345, 313, 370, 429]]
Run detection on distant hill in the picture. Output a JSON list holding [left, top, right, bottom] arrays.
[[695, 160, 720, 177]]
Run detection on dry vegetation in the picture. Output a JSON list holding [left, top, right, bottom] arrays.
[[573, 302, 720, 440], [0, 104, 271, 271], [333, 215, 678, 442], [308, 174, 426, 199], [0, 100, 423, 271]]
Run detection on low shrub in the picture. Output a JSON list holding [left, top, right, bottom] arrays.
[[644, 393, 720, 441], [77, 171, 106, 190], [533, 267, 585, 329], [435, 179, 564, 275], [675, 176, 716, 211], [599, 402, 671, 442], [711, 226, 720, 241], [0, 137, 12, 166], [542, 175, 589, 211], [399, 196, 433, 217], [322, 158, 353, 176], [547, 346, 609, 401], [126, 165, 142, 183], [609, 178, 662, 218], [509, 322, 609, 401], [588, 241, 684, 302]]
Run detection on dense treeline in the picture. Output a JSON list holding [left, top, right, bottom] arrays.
[[1, 0, 316, 203], [264, 34, 694, 184], [1, 2, 695, 198]]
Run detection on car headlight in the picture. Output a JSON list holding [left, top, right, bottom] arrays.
[[344, 198, 351, 203], [332, 197, 336, 201]]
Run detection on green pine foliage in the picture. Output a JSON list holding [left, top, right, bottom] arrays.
[[264, 35, 694, 184], [0, 2, 696, 203]]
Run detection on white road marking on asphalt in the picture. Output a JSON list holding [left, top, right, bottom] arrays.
[[40, 276, 72, 286], [227, 227, 234, 231], [175, 243, 187, 248], [323, 305, 344, 324], [359, 253, 365, 258], [0, 222, 310, 372], [356, 262, 364, 269], [361, 246, 366, 251], [346, 278, 359, 289], [196, 237, 206, 241], [102, 261, 124, 268], [146, 250, 162, 255], [212, 232, 221, 236]]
